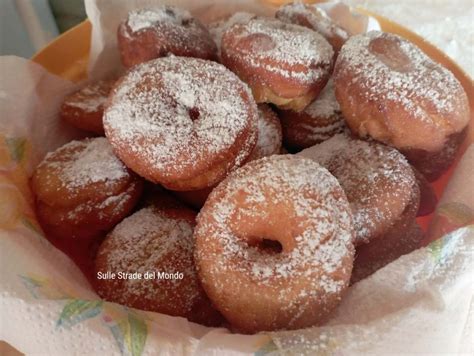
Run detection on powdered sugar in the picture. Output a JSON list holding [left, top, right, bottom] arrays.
[[304, 80, 340, 118], [336, 31, 464, 121], [195, 155, 353, 331], [64, 80, 113, 113], [276, 2, 349, 46], [41, 137, 128, 191], [126, 7, 192, 33], [96, 205, 200, 312], [104, 57, 258, 181], [222, 17, 334, 83], [279, 80, 346, 148], [299, 133, 417, 244], [208, 12, 255, 56], [248, 105, 282, 160]]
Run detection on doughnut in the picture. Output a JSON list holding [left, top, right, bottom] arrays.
[[248, 104, 282, 161], [403, 127, 468, 181], [278, 79, 345, 151], [208, 12, 255, 60], [60, 79, 116, 135], [350, 174, 421, 284], [276, 2, 349, 53], [334, 31, 470, 181], [118, 6, 217, 68], [299, 133, 419, 246], [221, 17, 334, 112], [351, 219, 424, 284], [31, 137, 143, 242], [174, 104, 282, 209], [194, 155, 354, 333], [94, 197, 222, 326], [104, 57, 258, 191]]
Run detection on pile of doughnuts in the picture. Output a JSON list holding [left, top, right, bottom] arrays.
[[33, 2, 469, 334]]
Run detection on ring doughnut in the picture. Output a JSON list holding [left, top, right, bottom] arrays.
[[221, 17, 334, 111], [194, 155, 354, 333], [334, 31, 470, 181], [276, 2, 349, 53], [299, 133, 419, 246], [94, 195, 223, 326], [31, 137, 143, 241], [118, 6, 217, 68], [104, 57, 258, 191]]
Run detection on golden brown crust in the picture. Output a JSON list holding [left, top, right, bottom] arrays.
[[60, 79, 116, 135], [299, 134, 420, 246], [31, 138, 143, 241], [279, 80, 345, 150], [194, 155, 354, 333], [401, 127, 468, 182], [221, 17, 334, 111], [412, 166, 438, 216], [118, 6, 217, 68], [103, 57, 258, 191], [351, 187, 422, 284], [276, 2, 349, 53], [334, 31, 469, 156], [94, 197, 223, 326]]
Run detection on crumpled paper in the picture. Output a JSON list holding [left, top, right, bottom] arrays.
[[0, 1, 473, 355]]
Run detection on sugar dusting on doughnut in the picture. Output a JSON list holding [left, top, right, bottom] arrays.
[[278, 2, 348, 38], [299, 133, 417, 245], [125, 7, 193, 34], [32, 137, 143, 241], [40, 138, 128, 191], [208, 12, 255, 57], [248, 104, 282, 160], [334, 31, 469, 152], [119, 6, 217, 67], [278, 80, 346, 149], [104, 57, 258, 187], [299, 80, 345, 143], [304, 80, 340, 118], [195, 155, 354, 332], [339, 31, 460, 115], [276, 2, 349, 52], [98, 206, 197, 308], [224, 17, 334, 83], [64, 83, 110, 113]]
